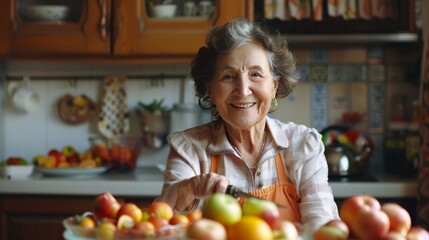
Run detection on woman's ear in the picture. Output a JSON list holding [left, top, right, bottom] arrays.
[[272, 79, 279, 96]]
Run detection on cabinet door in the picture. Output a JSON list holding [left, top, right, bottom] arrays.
[[0, 0, 111, 56], [113, 0, 252, 57]]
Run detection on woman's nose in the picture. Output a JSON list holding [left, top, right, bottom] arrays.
[[236, 75, 252, 96]]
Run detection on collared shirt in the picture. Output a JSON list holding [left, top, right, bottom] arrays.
[[156, 116, 340, 232]]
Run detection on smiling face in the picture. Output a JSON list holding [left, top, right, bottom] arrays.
[[208, 42, 278, 131]]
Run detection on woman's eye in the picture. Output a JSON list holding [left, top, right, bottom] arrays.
[[222, 74, 235, 80], [250, 72, 264, 80]]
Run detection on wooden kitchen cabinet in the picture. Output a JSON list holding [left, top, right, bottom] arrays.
[[0, 0, 252, 61], [0, 195, 155, 240]]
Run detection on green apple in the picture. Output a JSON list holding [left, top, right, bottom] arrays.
[[202, 193, 241, 227], [242, 197, 281, 230]]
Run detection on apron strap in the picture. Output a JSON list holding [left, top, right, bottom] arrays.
[[275, 153, 288, 182], [211, 154, 220, 173]]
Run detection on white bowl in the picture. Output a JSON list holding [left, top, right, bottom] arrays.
[[23, 5, 70, 22], [152, 4, 177, 18], [0, 165, 34, 179]]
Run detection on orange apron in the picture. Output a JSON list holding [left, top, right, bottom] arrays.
[[211, 153, 302, 223]]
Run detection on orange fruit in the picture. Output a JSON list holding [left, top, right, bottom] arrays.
[[80, 216, 95, 228], [228, 215, 273, 240], [186, 209, 202, 222]]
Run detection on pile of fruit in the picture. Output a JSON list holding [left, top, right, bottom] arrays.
[[33, 146, 103, 168], [315, 194, 429, 240], [64, 192, 429, 240], [1, 157, 30, 166]]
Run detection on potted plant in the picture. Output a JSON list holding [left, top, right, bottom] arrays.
[[137, 99, 171, 149]]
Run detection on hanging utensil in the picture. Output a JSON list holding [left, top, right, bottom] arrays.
[[98, 76, 130, 141]]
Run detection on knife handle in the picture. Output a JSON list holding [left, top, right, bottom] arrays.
[[226, 185, 239, 198]]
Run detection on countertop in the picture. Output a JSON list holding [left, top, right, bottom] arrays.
[[0, 165, 418, 199]]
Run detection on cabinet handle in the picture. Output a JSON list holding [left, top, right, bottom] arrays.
[[98, 0, 108, 40], [114, 0, 122, 43]]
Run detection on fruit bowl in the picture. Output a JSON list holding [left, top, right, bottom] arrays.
[[89, 137, 142, 172], [22, 5, 70, 22], [0, 165, 34, 179], [63, 216, 187, 240]]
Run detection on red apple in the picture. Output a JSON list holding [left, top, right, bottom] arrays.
[[146, 202, 174, 221], [406, 226, 429, 240], [242, 197, 281, 230], [94, 192, 122, 219], [324, 219, 349, 239], [116, 202, 143, 223], [202, 193, 242, 227], [131, 221, 156, 238], [187, 218, 227, 240], [340, 194, 390, 239], [381, 203, 412, 236], [351, 208, 390, 239], [314, 225, 348, 240], [148, 216, 170, 231], [48, 149, 67, 167], [340, 194, 381, 226], [273, 220, 298, 240]]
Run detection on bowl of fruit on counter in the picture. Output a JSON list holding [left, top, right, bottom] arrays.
[[0, 157, 34, 179], [90, 137, 143, 172], [33, 145, 110, 177]]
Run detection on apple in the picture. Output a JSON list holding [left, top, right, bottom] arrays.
[[314, 225, 348, 240], [406, 226, 429, 240], [169, 214, 190, 226], [131, 221, 156, 238], [242, 197, 281, 230], [351, 207, 390, 239], [273, 220, 298, 240], [116, 202, 143, 222], [48, 149, 67, 167], [340, 194, 381, 226], [340, 194, 389, 239], [381, 203, 411, 236], [146, 201, 174, 221], [202, 193, 242, 227], [148, 216, 170, 231], [187, 218, 227, 240], [94, 192, 122, 219], [324, 219, 349, 239]]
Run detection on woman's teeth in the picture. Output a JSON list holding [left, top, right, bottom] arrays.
[[232, 103, 255, 108]]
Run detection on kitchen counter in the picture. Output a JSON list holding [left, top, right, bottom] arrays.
[[0, 165, 418, 198]]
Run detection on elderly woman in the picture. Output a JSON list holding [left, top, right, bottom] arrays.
[[155, 18, 339, 232]]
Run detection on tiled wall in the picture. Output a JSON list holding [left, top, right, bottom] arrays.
[[1, 46, 422, 173]]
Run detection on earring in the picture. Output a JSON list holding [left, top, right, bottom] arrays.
[[270, 98, 278, 112]]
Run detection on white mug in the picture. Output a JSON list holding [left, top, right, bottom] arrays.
[[7, 78, 40, 113], [184, 1, 197, 16], [198, 0, 214, 17]]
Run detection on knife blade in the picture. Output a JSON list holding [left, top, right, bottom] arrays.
[[226, 185, 289, 208]]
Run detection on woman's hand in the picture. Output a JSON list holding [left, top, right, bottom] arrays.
[[176, 173, 228, 211]]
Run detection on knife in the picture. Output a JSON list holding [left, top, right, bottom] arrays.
[[226, 185, 289, 208]]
